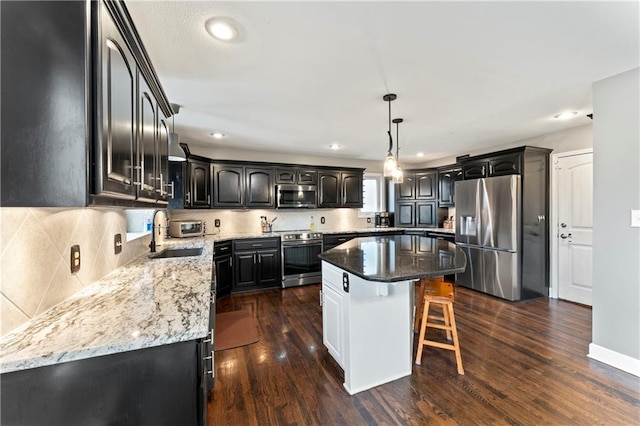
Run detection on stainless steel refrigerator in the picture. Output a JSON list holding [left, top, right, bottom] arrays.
[[455, 175, 522, 301]]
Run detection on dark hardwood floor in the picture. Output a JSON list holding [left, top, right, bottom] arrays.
[[210, 284, 639, 425]]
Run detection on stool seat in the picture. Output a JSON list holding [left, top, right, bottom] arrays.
[[415, 280, 464, 375]]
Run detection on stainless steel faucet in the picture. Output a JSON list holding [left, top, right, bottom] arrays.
[[149, 209, 168, 253]]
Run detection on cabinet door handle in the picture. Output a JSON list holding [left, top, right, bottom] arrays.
[[166, 181, 175, 199], [230, 257, 233, 267], [319, 290, 323, 306], [207, 195, 211, 205], [185, 191, 191, 204]]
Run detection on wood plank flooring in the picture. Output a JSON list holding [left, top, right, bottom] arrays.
[[210, 284, 639, 425]]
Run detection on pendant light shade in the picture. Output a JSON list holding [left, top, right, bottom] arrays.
[[382, 93, 397, 177], [168, 103, 186, 162], [383, 153, 397, 177], [391, 118, 404, 184]]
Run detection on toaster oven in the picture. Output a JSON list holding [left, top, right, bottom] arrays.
[[169, 220, 206, 238]]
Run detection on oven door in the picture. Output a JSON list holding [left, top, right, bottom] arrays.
[[281, 241, 323, 287]]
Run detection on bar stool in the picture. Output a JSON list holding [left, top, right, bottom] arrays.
[[415, 280, 464, 375]]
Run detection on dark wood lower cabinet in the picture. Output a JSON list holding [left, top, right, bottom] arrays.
[[1, 340, 208, 426], [232, 238, 281, 292]]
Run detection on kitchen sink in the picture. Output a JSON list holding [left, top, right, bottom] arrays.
[[150, 247, 203, 259]]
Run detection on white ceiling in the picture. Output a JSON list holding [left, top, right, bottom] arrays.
[[127, 1, 639, 165]]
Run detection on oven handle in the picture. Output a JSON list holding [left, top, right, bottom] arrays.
[[281, 240, 324, 247]]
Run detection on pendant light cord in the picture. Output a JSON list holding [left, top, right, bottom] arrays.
[[396, 120, 399, 159], [387, 97, 393, 155]]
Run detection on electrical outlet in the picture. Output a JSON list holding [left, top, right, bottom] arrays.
[[114, 234, 123, 254], [631, 210, 640, 228], [367, 218, 371, 223], [70, 245, 81, 273], [214, 219, 221, 227], [320, 217, 325, 224]]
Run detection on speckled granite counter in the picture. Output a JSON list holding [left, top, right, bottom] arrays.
[[318, 235, 465, 282], [0, 238, 216, 374]]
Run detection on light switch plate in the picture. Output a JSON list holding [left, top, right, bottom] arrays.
[[631, 210, 640, 228]]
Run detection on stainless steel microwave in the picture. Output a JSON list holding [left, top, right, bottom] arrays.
[[276, 184, 317, 208], [169, 220, 206, 238]]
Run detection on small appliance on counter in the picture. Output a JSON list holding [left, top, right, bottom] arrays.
[[168, 220, 206, 238], [375, 212, 393, 228]]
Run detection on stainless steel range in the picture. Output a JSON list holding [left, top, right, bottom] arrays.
[[280, 231, 323, 288]]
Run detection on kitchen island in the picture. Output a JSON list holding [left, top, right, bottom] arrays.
[[318, 235, 466, 395]]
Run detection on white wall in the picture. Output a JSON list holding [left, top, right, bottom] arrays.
[[422, 123, 593, 168], [590, 67, 640, 376]]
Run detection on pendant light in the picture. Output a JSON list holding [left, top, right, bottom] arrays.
[[391, 118, 404, 184], [168, 103, 186, 161], [382, 93, 397, 177]]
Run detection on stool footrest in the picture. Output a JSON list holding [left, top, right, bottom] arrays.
[[419, 340, 456, 351], [424, 322, 452, 331]]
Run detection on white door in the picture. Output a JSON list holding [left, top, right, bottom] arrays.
[[557, 152, 594, 305]]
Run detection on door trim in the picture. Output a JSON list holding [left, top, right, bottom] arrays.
[[549, 148, 593, 299]]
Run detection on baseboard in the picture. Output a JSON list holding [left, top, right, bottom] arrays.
[[588, 343, 640, 377]]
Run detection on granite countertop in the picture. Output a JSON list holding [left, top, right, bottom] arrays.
[[318, 235, 466, 283], [0, 238, 216, 374]]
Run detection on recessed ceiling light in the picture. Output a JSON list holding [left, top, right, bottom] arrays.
[[205, 17, 239, 42], [329, 143, 342, 150], [416, 152, 425, 157], [553, 111, 578, 120], [210, 132, 225, 139]]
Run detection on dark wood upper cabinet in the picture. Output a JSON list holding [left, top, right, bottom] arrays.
[[156, 115, 170, 202], [397, 175, 415, 199], [245, 167, 274, 208], [438, 166, 462, 207], [1, 1, 89, 206], [97, 10, 136, 199], [415, 171, 437, 200], [0, 1, 172, 207], [212, 164, 243, 207], [187, 159, 211, 208], [298, 170, 318, 185], [137, 79, 157, 202], [462, 161, 488, 179], [318, 171, 340, 208], [488, 153, 522, 176], [275, 168, 318, 185], [341, 172, 363, 207], [275, 169, 296, 184]]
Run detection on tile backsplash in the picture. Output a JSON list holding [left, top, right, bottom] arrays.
[[0, 207, 150, 336], [168, 208, 372, 235]]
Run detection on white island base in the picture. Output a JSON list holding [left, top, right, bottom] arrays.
[[321, 261, 415, 395]]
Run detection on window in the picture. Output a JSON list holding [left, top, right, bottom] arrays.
[[361, 173, 384, 215]]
